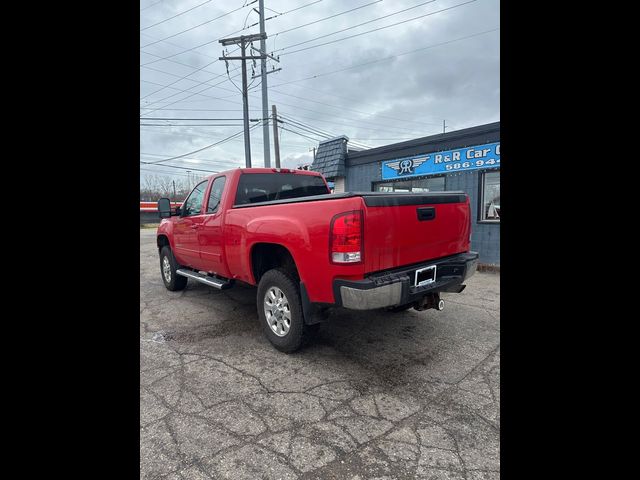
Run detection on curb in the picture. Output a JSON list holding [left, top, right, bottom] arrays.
[[477, 263, 500, 273]]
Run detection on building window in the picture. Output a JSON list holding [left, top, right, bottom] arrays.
[[374, 175, 445, 193], [480, 170, 500, 222]]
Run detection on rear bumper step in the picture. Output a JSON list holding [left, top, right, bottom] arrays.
[[333, 252, 478, 310], [176, 269, 232, 290]]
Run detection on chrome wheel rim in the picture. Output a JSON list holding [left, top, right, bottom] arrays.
[[264, 287, 291, 337], [162, 256, 172, 283]]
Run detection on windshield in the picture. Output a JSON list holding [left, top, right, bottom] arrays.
[[234, 173, 329, 205]]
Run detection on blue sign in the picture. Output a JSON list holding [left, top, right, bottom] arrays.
[[381, 141, 500, 180]]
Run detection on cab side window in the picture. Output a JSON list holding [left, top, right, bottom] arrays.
[[182, 180, 208, 216], [206, 176, 226, 214]]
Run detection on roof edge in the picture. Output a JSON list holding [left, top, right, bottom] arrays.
[[318, 135, 349, 145]]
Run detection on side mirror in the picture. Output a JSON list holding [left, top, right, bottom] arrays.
[[157, 198, 172, 219]]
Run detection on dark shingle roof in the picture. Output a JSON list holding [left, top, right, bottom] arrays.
[[311, 136, 348, 178]]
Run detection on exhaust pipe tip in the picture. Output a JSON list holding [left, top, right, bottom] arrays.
[[437, 299, 445, 311]]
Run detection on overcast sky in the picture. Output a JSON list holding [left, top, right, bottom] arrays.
[[140, 0, 499, 184]]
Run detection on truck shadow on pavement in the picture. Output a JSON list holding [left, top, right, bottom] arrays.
[[164, 279, 469, 379]]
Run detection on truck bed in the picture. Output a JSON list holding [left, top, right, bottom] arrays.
[[232, 191, 467, 208]]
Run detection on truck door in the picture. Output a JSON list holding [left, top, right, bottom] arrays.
[[198, 175, 229, 276], [173, 180, 208, 268]]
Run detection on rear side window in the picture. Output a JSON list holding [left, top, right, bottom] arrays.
[[207, 176, 226, 213], [234, 173, 329, 205]]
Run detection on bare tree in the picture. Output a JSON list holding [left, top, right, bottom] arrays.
[[140, 172, 208, 202]]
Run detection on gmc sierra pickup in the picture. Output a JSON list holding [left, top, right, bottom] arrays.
[[156, 168, 478, 352]]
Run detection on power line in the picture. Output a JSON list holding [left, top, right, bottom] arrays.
[[271, 0, 381, 36], [141, 0, 214, 31], [140, 78, 240, 106], [140, 62, 244, 110], [275, 0, 435, 53], [140, 77, 431, 138], [139, 162, 218, 173], [140, 29, 498, 140], [278, 114, 371, 149], [279, 0, 477, 56], [140, 117, 245, 120], [140, 1, 256, 49], [140, 51, 223, 79], [146, 122, 261, 164], [281, 119, 332, 140], [139, 107, 255, 112], [269, 28, 499, 87], [350, 137, 418, 141], [272, 89, 443, 128], [140, 128, 314, 149], [279, 110, 432, 136], [281, 83, 445, 127], [140, 1, 164, 12], [142, 152, 240, 164], [270, 98, 432, 136], [141, 152, 244, 168], [145, 130, 246, 163], [279, 125, 323, 142], [139, 0, 321, 67], [140, 123, 245, 126], [140, 75, 241, 113], [141, 36, 232, 68], [140, 58, 236, 86], [140, 58, 224, 100], [140, 31, 219, 65], [140, 167, 198, 179]]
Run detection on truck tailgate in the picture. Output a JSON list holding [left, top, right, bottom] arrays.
[[361, 192, 471, 273]]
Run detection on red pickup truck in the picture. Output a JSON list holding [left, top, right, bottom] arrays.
[[156, 168, 478, 352]]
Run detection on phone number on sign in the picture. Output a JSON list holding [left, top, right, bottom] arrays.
[[444, 158, 500, 171]]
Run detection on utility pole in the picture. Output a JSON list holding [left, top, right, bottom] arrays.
[[443, 119, 447, 133], [309, 147, 316, 162], [219, 33, 266, 168], [272, 104, 281, 168], [172, 180, 176, 201], [258, 0, 270, 167]]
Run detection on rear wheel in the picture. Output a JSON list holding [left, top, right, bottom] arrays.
[[160, 246, 187, 291], [257, 269, 315, 353]]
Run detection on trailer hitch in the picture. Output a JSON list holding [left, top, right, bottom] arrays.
[[414, 292, 445, 311]]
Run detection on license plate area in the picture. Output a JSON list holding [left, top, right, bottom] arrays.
[[414, 265, 437, 287]]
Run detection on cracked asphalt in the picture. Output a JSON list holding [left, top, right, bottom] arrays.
[[140, 229, 500, 479]]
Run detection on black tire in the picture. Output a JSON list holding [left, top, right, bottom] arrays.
[[386, 303, 414, 313], [160, 245, 188, 291], [257, 268, 315, 353]]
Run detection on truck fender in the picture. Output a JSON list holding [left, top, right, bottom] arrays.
[[245, 215, 311, 283], [156, 220, 175, 251]]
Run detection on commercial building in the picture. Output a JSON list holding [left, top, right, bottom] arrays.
[[310, 121, 500, 265]]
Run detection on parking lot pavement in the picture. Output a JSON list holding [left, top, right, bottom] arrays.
[[140, 229, 500, 479]]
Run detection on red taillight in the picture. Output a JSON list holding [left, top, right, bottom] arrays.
[[330, 210, 363, 264]]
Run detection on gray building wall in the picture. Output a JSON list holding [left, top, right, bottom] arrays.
[[445, 170, 500, 265], [345, 162, 380, 192], [343, 122, 500, 265]]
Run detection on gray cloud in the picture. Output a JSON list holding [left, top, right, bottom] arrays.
[[140, 0, 499, 182]]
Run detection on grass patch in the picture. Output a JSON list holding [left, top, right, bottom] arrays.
[[140, 224, 159, 229]]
